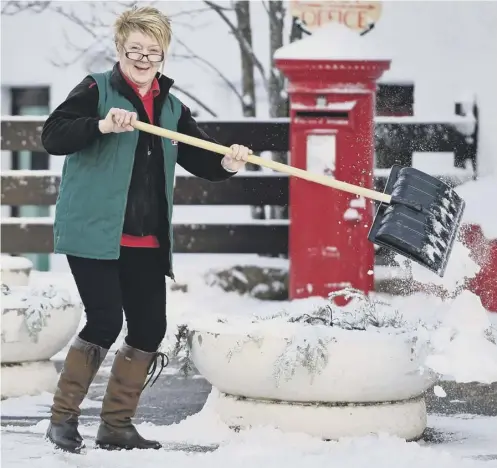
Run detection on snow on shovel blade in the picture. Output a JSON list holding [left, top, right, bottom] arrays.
[[368, 165, 466, 277]]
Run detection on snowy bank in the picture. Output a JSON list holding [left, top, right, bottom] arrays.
[[422, 291, 497, 384], [456, 176, 497, 240], [392, 234, 497, 384]]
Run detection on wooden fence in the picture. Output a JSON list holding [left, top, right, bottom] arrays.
[[1, 112, 478, 266]]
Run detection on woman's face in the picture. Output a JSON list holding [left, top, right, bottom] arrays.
[[119, 31, 164, 87]]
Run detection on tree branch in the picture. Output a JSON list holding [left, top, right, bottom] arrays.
[[105, 1, 139, 17], [171, 84, 218, 117], [261, 1, 270, 15], [196, 1, 234, 12], [50, 29, 111, 69], [174, 37, 244, 104], [169, 6, 216, 19], [1, 1, 49, 15], [51, 5, 99, 39], [2, 1, 224, 118], [203, 0, 268, 92]]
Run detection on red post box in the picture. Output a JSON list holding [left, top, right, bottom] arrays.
[[274, 33, 391, 301]]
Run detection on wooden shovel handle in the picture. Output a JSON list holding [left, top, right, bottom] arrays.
[[133, 120, 392, 204]]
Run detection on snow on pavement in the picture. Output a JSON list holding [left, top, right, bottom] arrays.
[[0, 391, 102, 419], [1, 430, 495, 468], [2, 389, 497, 468], [2, 412, 497, 468]]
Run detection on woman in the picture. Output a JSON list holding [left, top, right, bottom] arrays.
[[41, 5, 250, 454]]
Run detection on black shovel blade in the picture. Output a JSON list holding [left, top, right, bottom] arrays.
[[368, 165, 465, 277]]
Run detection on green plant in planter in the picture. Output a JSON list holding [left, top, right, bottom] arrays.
[[169, 324, 196, 377], [261, 288, 407, 331], [273, 331, 334, 386]]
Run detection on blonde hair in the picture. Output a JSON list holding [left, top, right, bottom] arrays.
[[114, 5, 172, 52]]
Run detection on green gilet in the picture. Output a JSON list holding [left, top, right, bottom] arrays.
[[53, 70, 182, 275]]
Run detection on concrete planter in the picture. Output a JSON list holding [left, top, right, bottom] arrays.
[[214, 393, 427, 441], [190, 325, 436, 404], [1, 284, 82, 364], [189, 295, 437, 441], [1, 255, 33, 287]]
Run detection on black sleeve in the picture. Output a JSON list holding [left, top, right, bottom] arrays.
[[176, 103, 236, 182], [41, 76, 102, 155]]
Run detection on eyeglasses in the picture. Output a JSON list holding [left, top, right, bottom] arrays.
[[125, 50, 164, 63]]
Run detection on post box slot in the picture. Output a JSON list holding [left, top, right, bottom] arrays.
[[296, 110, 349, 119]]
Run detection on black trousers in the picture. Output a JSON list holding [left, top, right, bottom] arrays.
[[67, 247, 166, 352]]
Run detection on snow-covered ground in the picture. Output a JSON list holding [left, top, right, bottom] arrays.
[[2, 243, 497, 467], [1, 388, 497, 468]]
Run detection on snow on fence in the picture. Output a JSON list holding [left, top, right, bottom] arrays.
[[0, 112, 477, 289]]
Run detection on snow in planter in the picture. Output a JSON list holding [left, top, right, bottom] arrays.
[[275, 288, 408, 330], [0, 254, 33, 271]]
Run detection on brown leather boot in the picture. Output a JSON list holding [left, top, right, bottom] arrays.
[[95, 342, 168, 451], [45, 336, 108, 453]]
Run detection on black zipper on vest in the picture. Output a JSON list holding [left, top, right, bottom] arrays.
[[146, 140, 175, 281], [151, 97, 175, 282], [152, 134, 175, 282], [148, 133, 154, 155], [163, 137, 175, 283]]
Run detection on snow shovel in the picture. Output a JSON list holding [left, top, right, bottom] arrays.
[[133, 120, 465, 277]]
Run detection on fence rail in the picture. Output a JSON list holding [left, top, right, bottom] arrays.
[[1, 113, 478, 268], [1, 217, 289, 255], [1, 114, 478, 168]]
